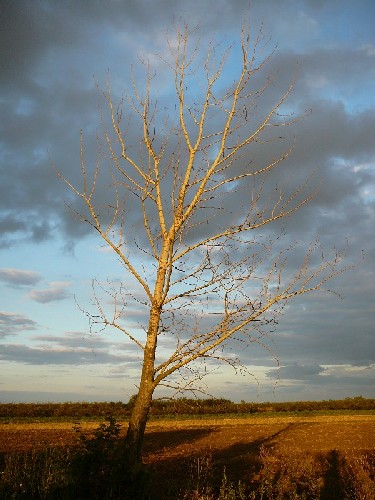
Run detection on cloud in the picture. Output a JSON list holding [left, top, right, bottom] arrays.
[[267, 362, 325, 381], [2, 331, 143, 368], [0, 268, 42, 286], [0, 0, 374, 402], [33, 331, 140, 351], [0, 3, 374, 255], [0, 391, 117, 404], [28, 281, 71, 303], [0, 343, 137, 366], [0, 311, 38, 338], [262, 362, 375, 403]]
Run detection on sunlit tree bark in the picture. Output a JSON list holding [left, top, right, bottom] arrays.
[[59, 22, 347, 471]]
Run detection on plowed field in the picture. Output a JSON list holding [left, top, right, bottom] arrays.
[[1, 414, 374, 496]]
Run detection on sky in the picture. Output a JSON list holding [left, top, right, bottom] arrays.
[[0, 0, 374, 404]]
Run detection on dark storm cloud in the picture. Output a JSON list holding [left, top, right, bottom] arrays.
[[1, 0, 374, 250], [0, 1, 94, 85], [0, 0, 374, 398], [267, 362, 325, 381], [264, 362, 375, 399], [234, 262, 374, 371]]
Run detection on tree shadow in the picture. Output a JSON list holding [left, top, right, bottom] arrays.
[[209, 423, 300, 484], [143, 426, 215, 454], [320, 449, 347, 500], [143, 422, 300, 498]]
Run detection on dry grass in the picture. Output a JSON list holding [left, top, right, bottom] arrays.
[[1, 414, 373, 454], [1, 414, 374, 498], [141, 415, 374, 498]]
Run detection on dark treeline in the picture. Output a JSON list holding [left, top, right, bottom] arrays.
[[1, 396, 374, 419]]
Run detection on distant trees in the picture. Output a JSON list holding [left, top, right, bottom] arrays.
[[1, 398, 373, 419], [60, 21, 347, 472]]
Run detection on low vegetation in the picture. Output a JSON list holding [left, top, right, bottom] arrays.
[[0, 417, 137, 499], [1, 398, 374, 498], [181, 448, 375, 500], [1, 418, 374, 499], [1, 396, 374, 421]]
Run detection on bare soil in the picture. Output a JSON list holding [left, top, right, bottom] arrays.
[[1, 415, 374, 495], [142, 415, 375, 491]]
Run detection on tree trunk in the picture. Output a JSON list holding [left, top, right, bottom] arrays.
[[125, 380, 154, 473], [125, 242, 171, 474], [124, 305, 161, 474]]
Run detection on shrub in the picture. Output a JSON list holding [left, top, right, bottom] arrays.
[[70, 416, 138, 498], [181, 456, 246, 500], [341, 452, 375, 499], [0, 417, 147, 499], [0, 445, 73, 498], [250, 445, 325, 499]]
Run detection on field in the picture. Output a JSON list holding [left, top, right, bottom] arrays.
[[1, 413, 374, 498]]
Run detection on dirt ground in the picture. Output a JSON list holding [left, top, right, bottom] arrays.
[[1, 414, 374, 494], [142, 415, 375, 490]]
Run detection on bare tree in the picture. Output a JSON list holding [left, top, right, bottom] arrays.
[[59, 22, 347, 471]]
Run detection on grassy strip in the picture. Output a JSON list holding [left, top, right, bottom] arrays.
[[2, 408, 375, 425]]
